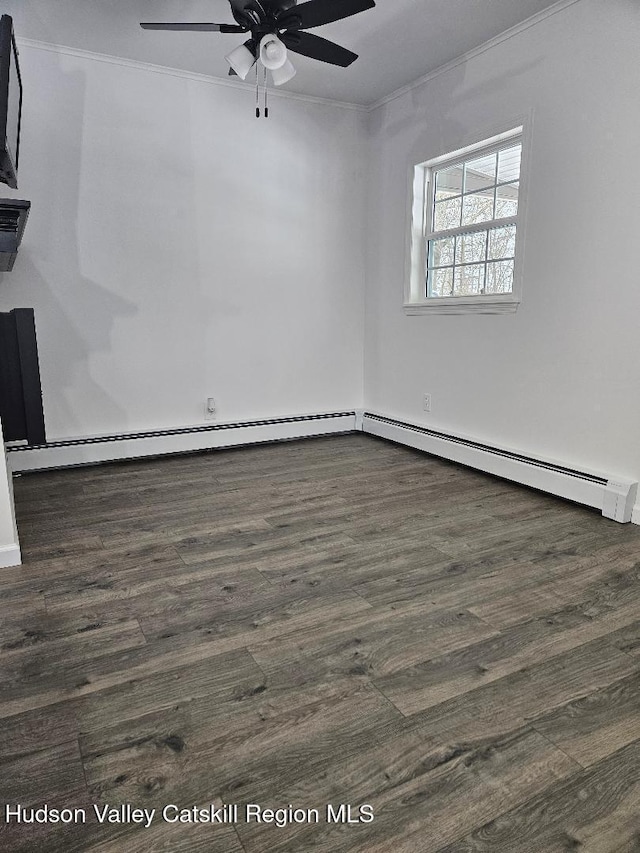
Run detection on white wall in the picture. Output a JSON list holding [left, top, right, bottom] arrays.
[[364, 0, 640, 490], [0, 45, 367, 440], [0, 423, 20, 567]]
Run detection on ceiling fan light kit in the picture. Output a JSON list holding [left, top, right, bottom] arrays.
[[270, 57, 296, 86], [141, 0, 375, 115], [225, 41, 257, 79], [259, 34, 287, 70]]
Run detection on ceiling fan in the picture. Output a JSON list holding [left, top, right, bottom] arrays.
[[141, 0, 376, 89]]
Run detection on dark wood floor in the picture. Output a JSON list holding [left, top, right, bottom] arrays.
[[1, 434, 640, 852]]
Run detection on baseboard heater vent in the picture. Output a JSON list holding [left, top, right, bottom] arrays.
[[8, 411, 357, 473], [362, 412, 637, 523], [0, 199, 31, 272]]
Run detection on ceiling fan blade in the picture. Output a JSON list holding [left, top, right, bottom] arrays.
[[281, 31, 357, 67], [140, 23, 246, 32], [291, 0, 375, 30]]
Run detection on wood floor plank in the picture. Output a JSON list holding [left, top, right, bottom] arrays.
[[98, 515, 273, 550], [606, 618, 640, 656], [0, 703, 80, 760], [0, 739, 92, 853], [353, 553, 554, 611], [374, 600, 640, 716], [79, 646, 266, 731], [233, 726, 579, 853], [0, 619, 146, 678], [465, 556, 640, 636], [249, 604, 499, 687], [531, 670, 640, 767], [43, 558, 272, 617], [0, 541, 186, 599], [84, 820, 245, 853], [173, 521, 356, 567], [0, 590, 373, 721], [137, 586, 374, 647], [402, 638, 638, 741], [0, 739, 86, 805], [256, 539, 452, 598], [435, 738, 640, 853], [78, 674, 385, 767], [18, 534, 105, 563], [81, 679, 401, 816], [0, 585, 47, 622]]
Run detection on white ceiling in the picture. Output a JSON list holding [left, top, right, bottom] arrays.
[[5, 0, 565, 105]]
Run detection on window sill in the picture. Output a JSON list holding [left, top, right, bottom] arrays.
[[404, 296, 520, 315]]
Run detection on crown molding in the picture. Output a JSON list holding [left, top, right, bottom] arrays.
[[368, 0, 584, 112], [15, 37, 368, 113]]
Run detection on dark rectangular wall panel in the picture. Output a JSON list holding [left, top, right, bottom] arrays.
[[0, 308, 46, 445]]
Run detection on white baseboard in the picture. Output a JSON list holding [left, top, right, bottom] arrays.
[[6, 407, 639, 527], [362, 412, 638, 524], [7, 412, 357, 473], [0, 543, 21, 568]]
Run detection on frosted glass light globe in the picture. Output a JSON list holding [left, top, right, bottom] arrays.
[[260, 35, 287, 70]]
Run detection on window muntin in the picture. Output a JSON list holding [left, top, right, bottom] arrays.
[[426, 142, 522, 299]]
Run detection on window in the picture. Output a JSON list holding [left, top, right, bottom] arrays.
[[406, 127, 525, 314]]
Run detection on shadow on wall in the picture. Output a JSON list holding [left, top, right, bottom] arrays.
[[0, 61, 135, 439], [1, 46, 213, 439], [0, 255, 134, 440], [367, 51, 541, 149]]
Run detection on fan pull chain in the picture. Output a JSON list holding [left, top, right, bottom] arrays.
[[255, 63, 260, 118], [264, 64, 269, 118], [255, 64, 269, 118]]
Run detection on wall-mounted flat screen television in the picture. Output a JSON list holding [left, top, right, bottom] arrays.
[[0, 15, 22, 190]]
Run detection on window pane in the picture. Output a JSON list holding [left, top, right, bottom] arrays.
[[434, 196, 462, 231], [488, 225, 516, 260], [453, 263, 486, 296], [429, 236, 455, 267], [495, 182, 519, 218], [461, 189, 495, 226], [464, 153, 497, 193], [435, 164, 463, 200], [486, 259, 514, 293], [497, 145, 522, 184], [429, 267, 454, 297], [455, 231, 487, 265]]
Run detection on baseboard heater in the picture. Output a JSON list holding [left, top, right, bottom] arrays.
[[7, 408, 637, 523], [361, 412, 637, 524], [7, 411, 357, 473]]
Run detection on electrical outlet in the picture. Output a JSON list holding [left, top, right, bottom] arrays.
[[204, 397, 216, 420], [423, 394, 432, 413]]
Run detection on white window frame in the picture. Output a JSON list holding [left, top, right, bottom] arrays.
[[405, 126, 526, 315]]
